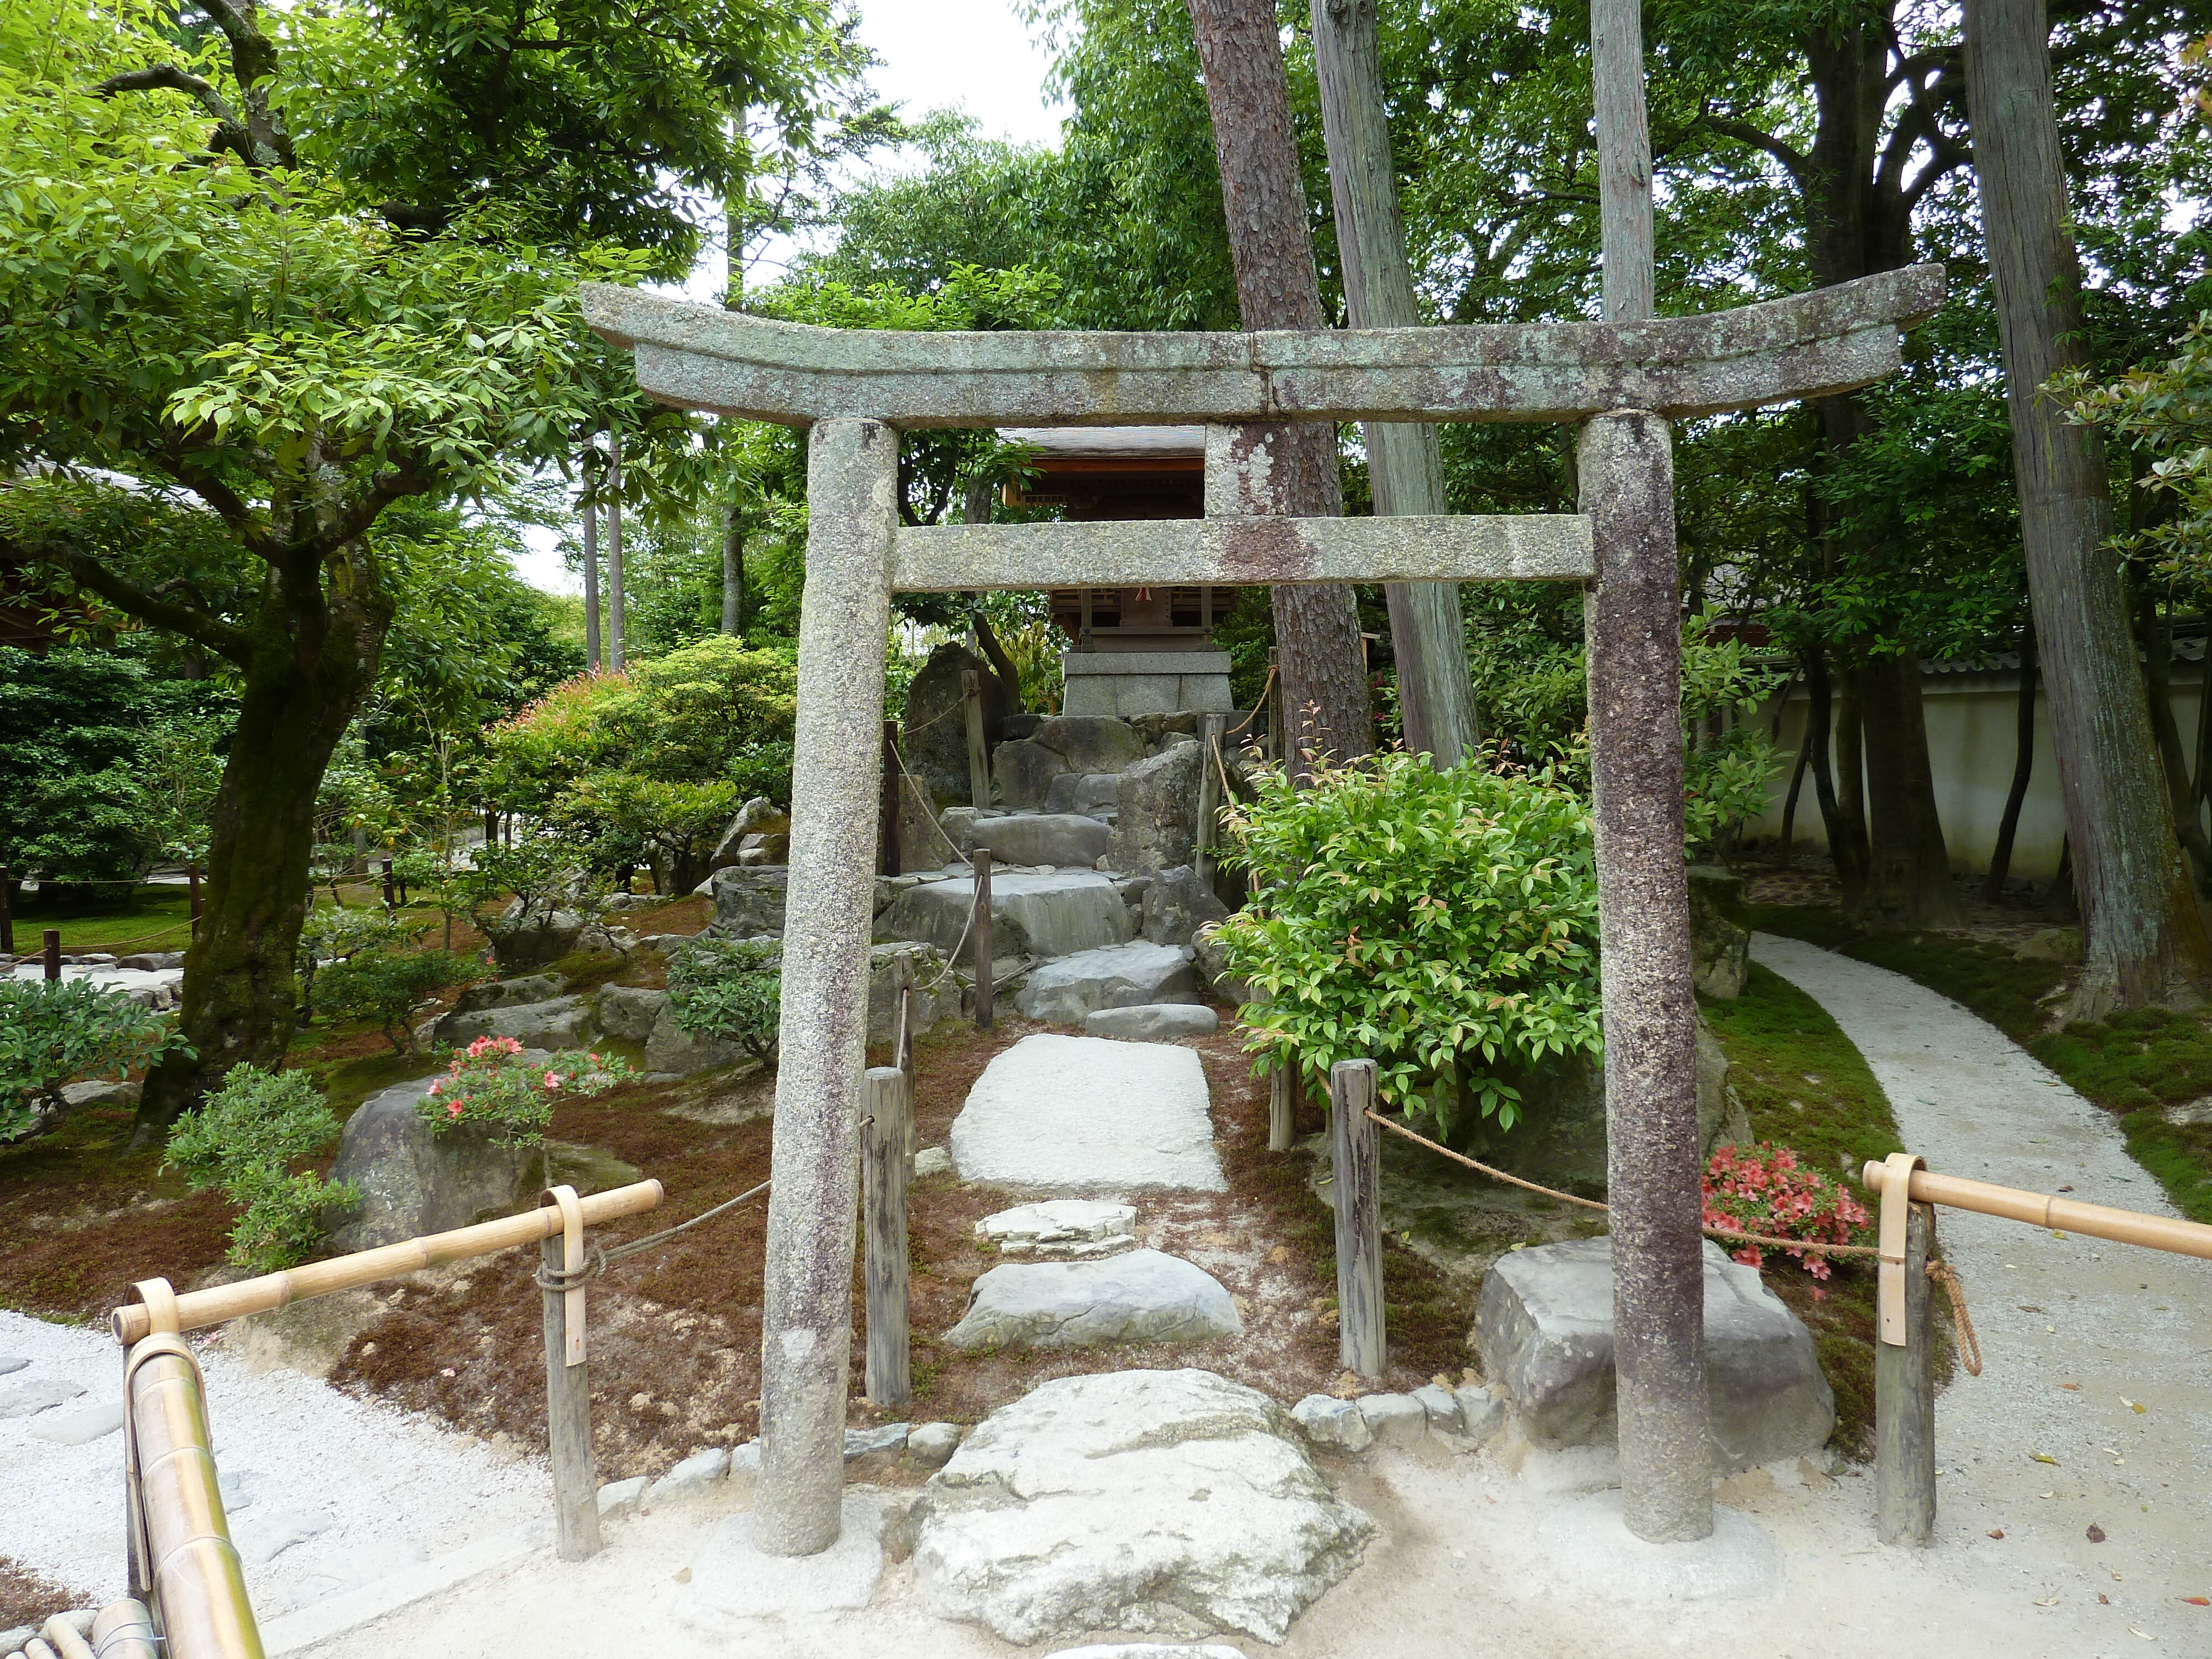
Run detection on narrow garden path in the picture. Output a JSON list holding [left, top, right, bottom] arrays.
[[1752, 933, 2212, 1630]]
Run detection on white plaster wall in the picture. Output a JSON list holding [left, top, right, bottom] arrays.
[[1739, 666, 2206, 881]]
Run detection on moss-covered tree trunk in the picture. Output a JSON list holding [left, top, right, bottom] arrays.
[[134, 551, 394, 1144]]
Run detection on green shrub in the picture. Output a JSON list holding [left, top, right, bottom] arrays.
[[316, 950, 482, 1052], [417, 1036, 639, 1145], [1215, 752, 1601, 1131], [165, 1065, 357, 1270], [666, 935, 782, 1062], [0, 978, 190, 1142]]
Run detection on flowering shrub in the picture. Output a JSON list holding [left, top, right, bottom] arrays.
[[1702, 1141, 1871, 1280], [165, 1065, 357, 1271], [416, 1036, 637, 1146]]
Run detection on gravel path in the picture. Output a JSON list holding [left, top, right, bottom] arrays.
[[0, 1310, 547, 1623], [1752, 933, 2212, 1616]]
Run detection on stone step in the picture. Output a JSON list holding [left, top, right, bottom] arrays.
[[1015, 940, 1200, 1023], [950, 1033, 1224, 1192]]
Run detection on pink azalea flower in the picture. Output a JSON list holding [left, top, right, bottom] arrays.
[[544, 1072, 561, 1088]]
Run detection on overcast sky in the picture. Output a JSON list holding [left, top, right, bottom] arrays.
[[515, 0, 1065, 592]]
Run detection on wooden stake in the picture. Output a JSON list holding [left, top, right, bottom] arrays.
[[862, 1066, 912, 1407], [1875, 1197, 1936, 1546], [1329, 1060, 1384, 1379], [880, 719, 901, 877], [540, 1211, 602, 1561], [962, 669, 992, 808], [972, 848, 994, 1030], [43, 929, 61, 982], [380, 858, 397, 912], [1196, 713, 1228, 886], [891, 954, 917, 1163], [1268, 1063, 1301, 1152]]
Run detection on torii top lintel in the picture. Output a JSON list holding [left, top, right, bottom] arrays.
[[581, 264, 1944, 431]]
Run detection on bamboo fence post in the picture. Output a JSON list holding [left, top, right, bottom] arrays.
[[862, 1066, 912, 1406], [972, 847, 994, 1030], [1875, 1154, 1937, 1546], [962, 669, 992, 808], [43, 929, 61, 982], [1196, 712, 1228, 886], [1329, 1060, 1385, 1378], [1268, 1063, 1301, 1152], [539, 1190, 602, 1561], [880, 718, 901, 877]]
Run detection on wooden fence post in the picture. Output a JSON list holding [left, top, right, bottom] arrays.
[[862, 1066, 913, 1406], [538, 1188, 602, 1561], [880, 719, 901, 877], [972, 847, 994, 1030], [962, 669, 992, 809], [891, 954, 918, 1163], [1876, 1154, 1937, 1546], [1265, 648, 1282, 765], [43, 929, 62, 983], [1195, 712, 1228, 886], [1269, 1063, 1302, 1152], [380, 858, 397, 912], [1329, 1059, 1385, 1379]]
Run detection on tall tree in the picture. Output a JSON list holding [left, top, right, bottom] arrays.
[[1308, 0, 1480, 766], [1185, 0, 1374, 771], [1964, 0, 2212, 1012]]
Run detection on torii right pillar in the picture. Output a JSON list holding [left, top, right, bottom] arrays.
[[1583, 0, 1712, 1542]]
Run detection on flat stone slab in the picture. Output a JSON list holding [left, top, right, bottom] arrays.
[[29, 1400, 122, 1445], [966, 812, 1113, 870], [951, 1034, 1224, 1191], [677, 1495, 884, 1622], [915, 1368, 1373, 1645], [978, 1199, 1139, 1258], [1086, 1003, 1218, 1041], [0, 1357, 26, 1376], [0, 1378, 85, 1419], [1535, 1490, 1781, 1605], [945, 1250, 1241, 1352], [1046, 1648, 1248, 1659], [1016, 941, 1201, 1024], [876, 870, 1131, 964], [1475, 1237, 1835, 1470]]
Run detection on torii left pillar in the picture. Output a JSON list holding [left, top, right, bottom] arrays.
[[753, 418, 897, 1554]]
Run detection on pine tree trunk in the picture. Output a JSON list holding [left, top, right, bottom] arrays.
[[1308, 0, 1478, 767], [722, 502, 744, 635], [1964, 0, 2212, 1012], [1855, 652, 1961, 925], [135, 568, 393, 1141], [2136, 592, 2212, 888], [1983, 618, 2037, 903], [1830, 658, 1872, 900], [1186, 0, 1374, 773]]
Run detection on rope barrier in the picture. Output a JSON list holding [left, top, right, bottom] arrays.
[[534, 1178, 774, 1291], [1929, 1259, 1983, 1375], [1225, 665, 1277, 743]]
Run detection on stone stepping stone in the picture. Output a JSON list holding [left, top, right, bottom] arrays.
[[945, 1250, 1240, 1352], [915, 1369, 1373, 1645], [676, 1495, 883, 1623], [951, 1034, 1223, 1191], [1047, 1648, 1247, 1659], [0, 1378, 85, 1419], [1085, 1004, 1218, 1041], [30, 1400, 123, 1444], [1477, 1236, 1834, 1470], [978, 1199, 1138, 1259], [1015, 941, 1198, 1024], [876, 870, 1130, 964], [0, 1357, 27, 1377], [965, 813, 1113, 869], [232, 1506, 333, 1566]]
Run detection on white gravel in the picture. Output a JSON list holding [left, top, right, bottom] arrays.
[[1752, 934, 2212, 1603], [0, 1310, 548, 1620]]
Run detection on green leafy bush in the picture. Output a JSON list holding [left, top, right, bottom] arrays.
[[666, 935, 782, 1062], [0, 978, 190, 1141], [417, 1035, 639, 1145], [164, 1065, 357, 1271], [1214, 752, 1601, 1130], [316, 949, 482, 1052]]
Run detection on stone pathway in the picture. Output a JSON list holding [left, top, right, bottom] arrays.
[[948, 1033, 1224, 1191], [1751, 933, 2212, 1608]]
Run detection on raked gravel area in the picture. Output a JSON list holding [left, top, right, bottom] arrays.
[[0, 1308, 547, 1623], [1752, 933, 2212, 1621]]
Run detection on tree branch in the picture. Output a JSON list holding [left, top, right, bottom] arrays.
[[0, 530, 253, 664], [1699, 108, 1809, 182]]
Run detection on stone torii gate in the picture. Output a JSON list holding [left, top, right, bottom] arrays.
[[584, 9, 1942, 1558]]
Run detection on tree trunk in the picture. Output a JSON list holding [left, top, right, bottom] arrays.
[[1854, 652, 1961, 925], [135, 572, 392, 1141], [722, 502, 744, 635], [1983, 618, 2037, 903], [1308, 0, 1478, 767], [1778, 724, 1812, 868], [607, 431, 627, 671], [1830, 658, 1871, 900], [1186, 0, 1374, 773], [1964, 0, 2212, 1012], [582, 482, 602, 672], [2136, 592, 2212, 889], [1802, 648, 1850, 883]]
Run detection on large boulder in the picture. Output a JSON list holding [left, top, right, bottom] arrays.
[[914, 1369, 1373, 1646], [702, 866, 790, 936], [644, 1004, 753, 1076], [1030, 716, 1147, 776], [450, 974, 567, 1016], [1687, 865, 1751, 999], [1041, 771, 1123, 820], [1475, 1236, 1836, 1471], [893, 775, 955, 873], [708, 797, 790, 874], [1140, 864, 1231, 949], [432, 994, 593, 1051], [966, 813, 1112, 870], [485, 901, 584, 971], [993, 739, 1070, 812], [1086, 1003, 1219, 1041], [867, 942, 959, 1045], [594, 985, 667, 1044], [905, 643, 1011, 806], [875, 870, 1132, 964], [326, 1078, 539, 1251], [1104, 742, 1203, 876], [945, 1250, 1241, 1352], [1015, 941, 1200, 1024]]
